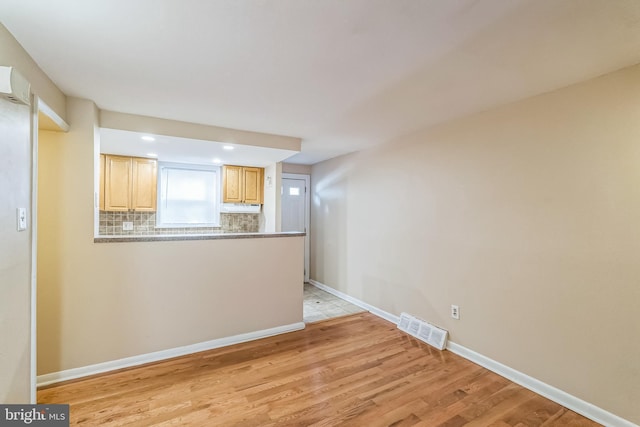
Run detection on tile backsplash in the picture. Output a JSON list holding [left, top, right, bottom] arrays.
[[99, 211, 260, 236]]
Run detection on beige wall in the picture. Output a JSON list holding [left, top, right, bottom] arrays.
[[100, 110, 301, 152], [310, 64, 640, 424], [38, 98, 303, 374], [282, 162, 312, 175], [0, 99, 33, 403], [0, 23, 66, 122], [261, 163, 282, 233], [0, 21, 67, 404]]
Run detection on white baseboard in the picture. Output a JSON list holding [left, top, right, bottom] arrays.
[[308, 279, 399, 324], [308, 279, 637, 427], [37, 322, 305, 387], [446, 342, 637, 427]]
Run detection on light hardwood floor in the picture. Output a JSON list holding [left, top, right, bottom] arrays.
[[38, 313, 600, 426]]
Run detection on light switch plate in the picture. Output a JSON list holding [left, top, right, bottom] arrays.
[[17, 207, 27, 231], [122, 221, 134, 231]]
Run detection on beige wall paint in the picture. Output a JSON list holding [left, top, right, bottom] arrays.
[[0, 98, 33, 403], [310, 64, 640, 424], [38, 98, 303, 374], [282, 162, 312, 175], [0, 22, 67, 404], [261, 162, 282, 233], [100, 110, 301, 152], [0, 23, 66, 122]]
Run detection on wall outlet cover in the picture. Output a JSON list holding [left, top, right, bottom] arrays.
[[451, 305, 460, 320]]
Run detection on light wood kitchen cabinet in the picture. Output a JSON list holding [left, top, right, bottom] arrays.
[[102, 154, 157, 211], [131, 157, 158, 210], [223, 165, 243, 203], [99, 154, 105, 210], [242, 167, 263, 204], [222, 165, 264, 204]]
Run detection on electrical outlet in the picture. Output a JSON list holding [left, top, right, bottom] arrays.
[[122, 221, 134, 231], [451, 305, 460, 320]]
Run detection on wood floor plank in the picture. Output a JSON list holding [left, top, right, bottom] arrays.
[[38, 313, 602, 426]]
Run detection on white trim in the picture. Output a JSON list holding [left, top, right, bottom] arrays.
[[308, 280, 399, 324], [29, 96, 39, 403], [282, 173, 311, 282], [37, 322, 305, 387], [38, 99, 69, 132], [446, 342, 638, 427], [308, 279, 638, 427]]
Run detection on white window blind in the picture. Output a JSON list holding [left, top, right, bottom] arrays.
[[157, 163, 220, 227]]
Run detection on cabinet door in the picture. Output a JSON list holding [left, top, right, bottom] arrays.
[[131, 158, 157, 211], [243, 167, 263, 204], [99, 154, 105, 210], [104, 155, 131, 211], [223, 165, 243, 203]]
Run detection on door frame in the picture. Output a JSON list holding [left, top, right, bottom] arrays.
[[282, 173, 310, 282], [30, 96, 39, 402]]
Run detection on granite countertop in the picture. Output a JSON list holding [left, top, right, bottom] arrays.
[[94, 231, 305, 243]]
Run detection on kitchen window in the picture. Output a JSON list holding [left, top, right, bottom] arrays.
[[156, 162, 220, 228]]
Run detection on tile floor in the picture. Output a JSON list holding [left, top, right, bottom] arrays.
[[303, 283, 366, 323]]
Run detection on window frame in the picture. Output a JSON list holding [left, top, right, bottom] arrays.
[[155, 162, 221, 229]]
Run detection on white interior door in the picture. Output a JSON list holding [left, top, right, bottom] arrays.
[[282, 174, 310, 282]]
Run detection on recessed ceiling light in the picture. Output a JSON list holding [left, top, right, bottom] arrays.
[[146, 153, 158, 157], [212, 158, 222, 164], [222, 145, 234, 151], [141, 135, 155, 141]]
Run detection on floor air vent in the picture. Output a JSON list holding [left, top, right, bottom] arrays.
[[398, 312, 448, 350]]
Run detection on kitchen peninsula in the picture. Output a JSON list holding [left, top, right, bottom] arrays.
[[34, 96, 308, 391], [39, 227, 305, 383]]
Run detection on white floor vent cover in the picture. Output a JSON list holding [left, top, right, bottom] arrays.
[[397, 312, 448, 350]]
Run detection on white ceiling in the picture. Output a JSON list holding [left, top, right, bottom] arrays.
[[2, 0, 640, 164]]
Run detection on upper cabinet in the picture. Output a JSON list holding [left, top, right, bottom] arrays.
[[99, 154, 105, 210], [222, 165, 264, 204], [131, 157, 157, 210], [103, 155, 132, 211], [223, 165, 243, 203], [101, 154, 157, 211], [241, 167, 263, 204]]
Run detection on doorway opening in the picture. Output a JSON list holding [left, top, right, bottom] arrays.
[[33, 99, 69, 401], [281, 173, 310, 282]]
